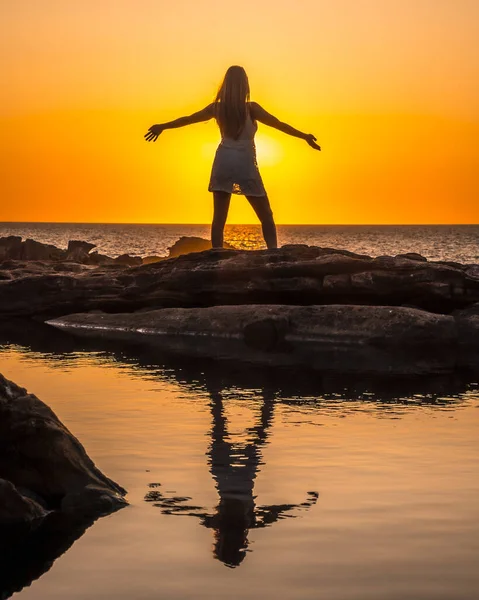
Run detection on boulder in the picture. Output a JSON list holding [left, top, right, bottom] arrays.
[[65, 240, 96, 263], [47, 304, 458, 375], [168, 236, 235, 257], [22, 239, 66, 261], [0, 236, 23, 260], [88, 251, 115, 265], [114, 253, 143, 266], [0, 373, 127, 521]]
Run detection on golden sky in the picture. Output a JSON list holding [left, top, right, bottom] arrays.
[[1, 0, 478, 224]]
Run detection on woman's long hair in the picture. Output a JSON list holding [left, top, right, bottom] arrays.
[[214, 66, 250, 140]]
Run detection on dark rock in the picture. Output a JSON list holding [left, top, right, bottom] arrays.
[[114, 254, 143, 266], [0, 373, 127, 521], [142, 255, 164, 265], [88, 251, 115, 265], [466, 265, 479, 279], [67, 240, 96, 254], [168, 236, 235, 257], [0, 236, 23, 260], [396, 252, 428, 262], [453, 303, 479, 368], [0, 479, 47, 524], [2, 244, 479, 318], [243, 317, 290, 351], [22, 239, 66, 261], [47, 304, 458, 375], [65, 240, 96, 263]]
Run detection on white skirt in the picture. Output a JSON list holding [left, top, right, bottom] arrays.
[[208, 139, 266, 196]]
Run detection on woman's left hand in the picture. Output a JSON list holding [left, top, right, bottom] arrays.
[[144, 124, 164, 142], [305, 134, 321, 151]]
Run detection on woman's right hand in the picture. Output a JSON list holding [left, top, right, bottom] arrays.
[[305, 134, 321, 151], [144, 124, 164, 142]]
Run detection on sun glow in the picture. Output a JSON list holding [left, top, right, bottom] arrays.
[[255, 134, 284, 167]]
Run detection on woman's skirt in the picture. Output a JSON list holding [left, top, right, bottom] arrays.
[[208, 139, 266, 197]]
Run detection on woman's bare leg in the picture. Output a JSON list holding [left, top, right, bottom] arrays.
[[212, 191, 232, 248], [245, 194, 278, 249]]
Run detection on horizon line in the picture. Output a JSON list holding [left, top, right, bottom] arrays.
[[1, 222, 478, 227]]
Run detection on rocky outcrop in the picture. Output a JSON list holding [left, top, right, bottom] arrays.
[[47, 304, 459, 375], [0, 235, 139, 266], [0, 236, 65, 262], [0, 234, 234, 266], [0, 372, 127, 524], [2, 244, 479, 318], [167, 236, 234, 257]]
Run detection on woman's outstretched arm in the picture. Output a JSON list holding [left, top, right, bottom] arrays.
[[145, 103, 215, 142], [250, 102, 321, 150]]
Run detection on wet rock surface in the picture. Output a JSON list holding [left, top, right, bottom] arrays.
[[48, 304, 459, 375]]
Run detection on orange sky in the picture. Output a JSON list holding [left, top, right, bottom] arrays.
[[1, 0, 478, 224]]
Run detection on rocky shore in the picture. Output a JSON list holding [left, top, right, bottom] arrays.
[[0, 373, 127, 524], [0, 370, 128, 596], [1, 233, 479, 593], [1, 235, 479, 374]]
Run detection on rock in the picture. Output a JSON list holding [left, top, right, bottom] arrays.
[[65, 240, 96, 263], [168, 236, 234, 257], [0, 236, 23, 260], [88, 251, 115, 265], [0, 479, 47, 524], [0, 373, 127, 521], [466, 265, 479, 279], [22, 239, 66, 261], [47, 304, 458, 375], [142, 255, 164, 265], [453, 303, 479, 368], [114, 254, 143, 266], [2, 244, 479, 319], [396, 252, 428, 262], [67, 240, 96, 254]]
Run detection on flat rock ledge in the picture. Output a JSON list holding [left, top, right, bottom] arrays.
[[47, 303, 477, 375], [0, 373, 127, 526]]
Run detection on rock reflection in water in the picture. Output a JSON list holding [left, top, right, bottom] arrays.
[[145, 387, 318, 568], [0, 512, 99, 600]]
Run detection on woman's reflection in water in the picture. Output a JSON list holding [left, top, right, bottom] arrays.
[[145, 386, 318, 568]]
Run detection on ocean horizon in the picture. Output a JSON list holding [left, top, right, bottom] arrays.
[[1, 222, 478, 262]]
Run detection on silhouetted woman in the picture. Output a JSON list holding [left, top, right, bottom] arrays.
[[145, 65, 321, 249]]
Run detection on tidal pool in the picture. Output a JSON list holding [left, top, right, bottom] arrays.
[[1, 329, 478, 600]]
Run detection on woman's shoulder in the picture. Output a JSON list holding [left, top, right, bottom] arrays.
[[247, 101, 262, 119]]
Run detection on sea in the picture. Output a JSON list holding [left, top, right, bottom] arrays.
[[1, 223, 479, 600], [1, 222, 479, 262]]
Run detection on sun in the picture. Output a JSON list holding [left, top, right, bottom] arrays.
[[254, 133, 284, 167]]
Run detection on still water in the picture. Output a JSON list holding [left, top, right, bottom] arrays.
[[1, 327, 478, 600]]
